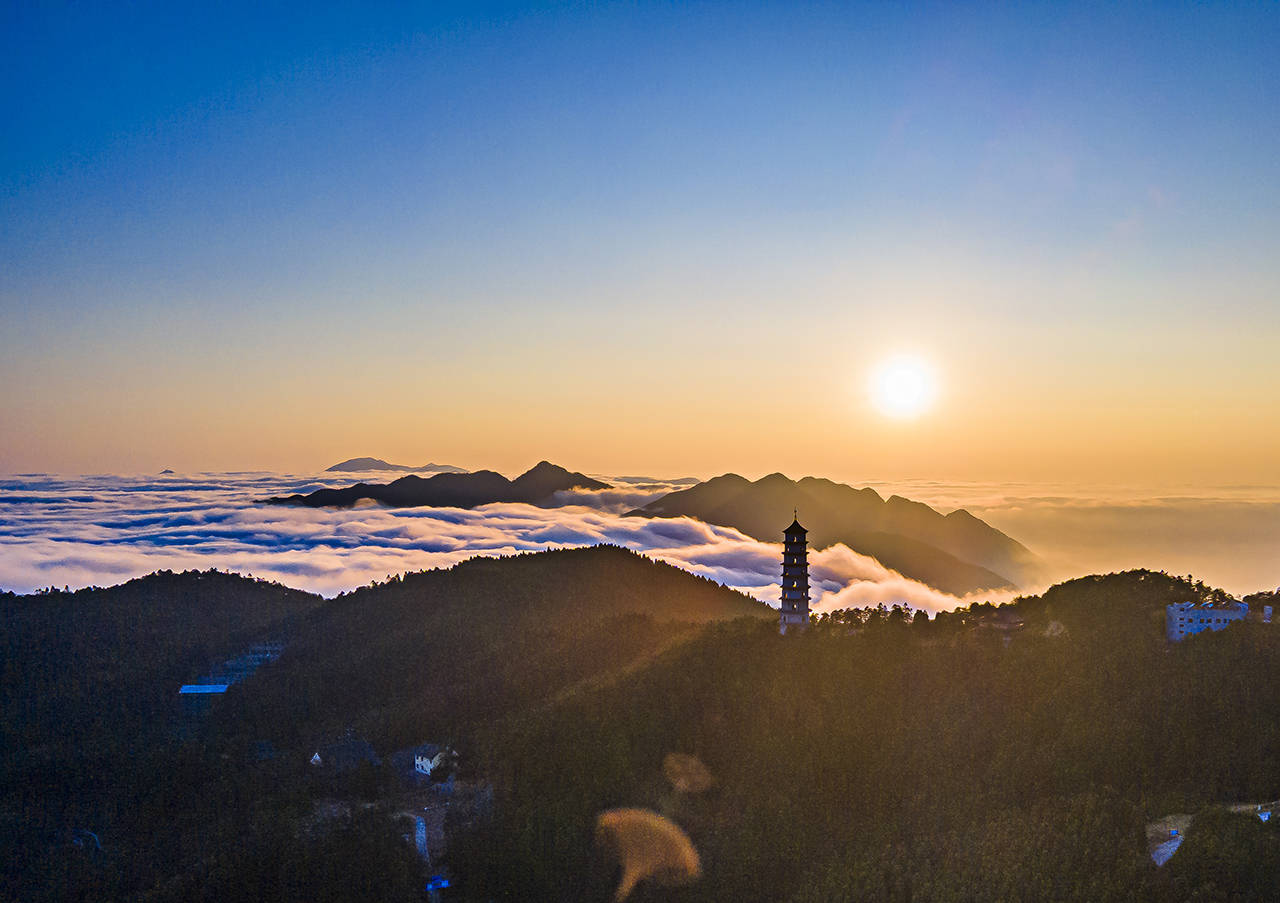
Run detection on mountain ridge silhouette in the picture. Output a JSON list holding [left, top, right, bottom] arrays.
[[325, 457, 467, 473], [627, 471, 1045, 595], [269, 461, 608, 508]]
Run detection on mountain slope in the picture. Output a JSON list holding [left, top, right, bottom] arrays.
[[216, 545, 772, 750], [454, 570, 1280, 902], [270, 461, 608, 508], [0, 570, 320, 764], [325, 457, 467, 473], [2, 548, 769, 902], [12, 552, 1276, 902], [628, 472, 1043, 594]]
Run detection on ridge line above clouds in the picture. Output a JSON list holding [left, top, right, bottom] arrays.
[[0, 472, 1010, 611]]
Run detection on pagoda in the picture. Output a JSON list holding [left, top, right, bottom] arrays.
[[779, 515, 810, 634]]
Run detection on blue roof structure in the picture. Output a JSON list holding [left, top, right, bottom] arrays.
[[177, 642, 283, 696], [1151, 835, 1183, 866]]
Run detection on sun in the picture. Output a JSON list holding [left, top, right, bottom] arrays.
[[869, 354, 938, 419]]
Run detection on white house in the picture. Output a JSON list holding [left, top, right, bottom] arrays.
[[414, 744, 449, 777], [1166, 599, 1250, 642]]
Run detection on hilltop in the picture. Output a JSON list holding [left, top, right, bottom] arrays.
[[218, 545, 772, 750], [269, 460, 608, 508], [325, 457, 467, 473], [2, 547, 762, 763], [627, 471, 1044, 594], [1, 570, 320, 757]]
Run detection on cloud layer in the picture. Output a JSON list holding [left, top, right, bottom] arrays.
[[0, 472, 1007, 613], [4, 472, 1275, 609]]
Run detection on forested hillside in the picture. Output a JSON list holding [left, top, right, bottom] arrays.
[[5, 559, 1278, 902], [1, 570, 319, 760], [215, 545, 772, 751], [0, 571, 322, 903], [0, 547, 769, 902], [453, 571, 1280, 902]]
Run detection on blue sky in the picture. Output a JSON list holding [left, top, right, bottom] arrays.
[[3, 2, 1278, 479]]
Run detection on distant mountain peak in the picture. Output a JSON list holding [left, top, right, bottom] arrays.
[[524, 460, 567, 475], [757, 472, 792, 484], [511, 462, 609, 494], [325, 457, 467, 474]]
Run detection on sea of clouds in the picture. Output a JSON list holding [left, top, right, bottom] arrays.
[[0, 471, 1013, 613], [2, 471, 1276, 609]]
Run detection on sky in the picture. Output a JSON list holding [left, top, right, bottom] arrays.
[[2, 2, 1279, 484]]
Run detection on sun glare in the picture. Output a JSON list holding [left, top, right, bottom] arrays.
[[870, 355, 938, 419]]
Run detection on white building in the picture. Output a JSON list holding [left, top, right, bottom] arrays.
[[414, 745, 449, 777], [1166, 599, 1250, 642]]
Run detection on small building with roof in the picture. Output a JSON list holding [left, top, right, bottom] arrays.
[[387, 742, 454, 785]]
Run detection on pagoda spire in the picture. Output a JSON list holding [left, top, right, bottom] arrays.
[[779, 515, 810, 635]]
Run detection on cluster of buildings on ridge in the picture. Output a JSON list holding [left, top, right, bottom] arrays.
[[1165, 598, 1272, 642]]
